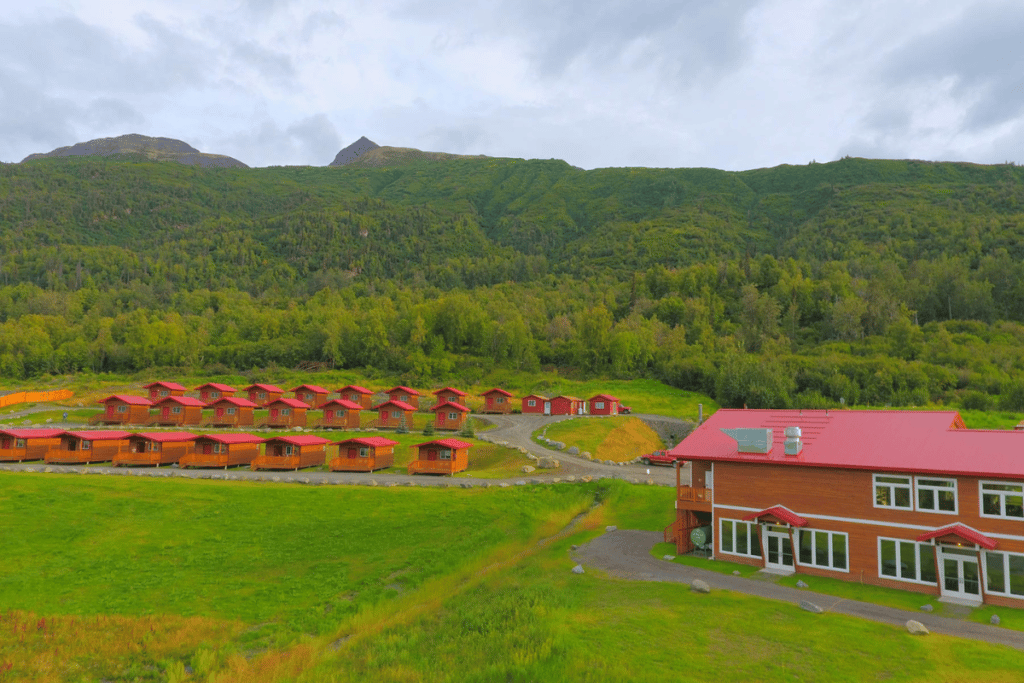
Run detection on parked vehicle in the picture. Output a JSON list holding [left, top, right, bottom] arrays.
[[620, 405, 632, 414], [640, 450, 686, 466]]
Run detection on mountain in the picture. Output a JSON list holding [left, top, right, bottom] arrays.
[[329, 136, 380, 166], [328, 137, 489, 168], [21, 133, 248, 168]]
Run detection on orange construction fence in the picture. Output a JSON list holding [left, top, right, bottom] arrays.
[[0, 389, 74, 408]]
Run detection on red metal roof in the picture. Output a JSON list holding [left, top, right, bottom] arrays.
[[522, 394, 549, 400], [207, 396, 258, 408], [130, 432, 197, 443], [386, 385, 421, 396], [481, 388, 513, 397], [152, 396, 206, 407], [195, 433, 266, 445], [337, 384, 373, 394], [265, 435, 332, 446], [332, 436, 400, 447], [589, 394, 619, 402], [0, 429, 64, 439], [741, 505, 808, 527], [433, 386, 467, 396], [61, 430, 132, 440], [321, 399, 363, 410], [432, 401, 470, 412], [98, 395, 152, 406], [414, 438, 474, 449], [266, 398, 311, 409], [668, 409, 1024, 480], [553, 395, 583, 401], [195, 383, 235, 392], [244, 383, 284, 393], [916, 524, 998, 550], [143, 381, 187, 391], [377, 400, 416, 411], [291, 384, 329, 393]]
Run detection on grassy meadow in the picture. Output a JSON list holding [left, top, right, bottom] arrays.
[[540, 415, 666, 462]]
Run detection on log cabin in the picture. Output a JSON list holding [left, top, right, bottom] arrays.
[[148, 396, 206, 426], [203, 397, 258, 427], [375, 400, 416, 430], [257, 398, 310, 428], [432, 401, 470, 431], [244, 383, 284, 407], [91, 395, 152, 425], [113, 432, 196, 467], [480, 388, 514, 414], [312, 399, 363, 429], [384, 386, 421, 409], [521, 394, 550, 415], [588, 394, 620, 416], [408, 438, 472, 476], [46, 430, 131, 464], [667, 408, 1024, 609], [194, 383, 236, 401], [179, 433, 265, 469], [330, 436, 399, 472], [550, 395, 585, 416], [291, 384, 331, 408], [337, 384, 374, 409], [0, 429, 63, 462], [432, 387, 467, 408], [143, 381, 187, 400], [251, 435, 331, 471]]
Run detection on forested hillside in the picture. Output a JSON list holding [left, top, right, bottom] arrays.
[[2, 153, 1024, 412]]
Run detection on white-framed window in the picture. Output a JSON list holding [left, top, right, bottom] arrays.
[[81, 440, 91, 450], [171, 406, 182, 414], [149, 442, 161, 452], [15, 439, 26, 448], [448, 412, 457, 420], [392, 410, 400, 418], [878, 537, 937, 584], [400, 394, 408, 402], [440, 448, 453, 460], [496, 397, 505, 404], [210, 392, 220, 399], [527, 399, 536, 407], [226, 407, 236, 415], [258, 392, 267, 400], [797, 529, 849, 571], [916, 477, 957, 514], [160, 390, 169, 397], [212, 443, 222, 453], [281, 409, 291, 416], [595, 401, 605, 410], [874, 474, 912, 509], [983, 550, 1024, 597], [980, 481, 1024, 519], [283, 445, 294, 455], [359, 447, 369, 458], [117, 405, 128, 413], [719, 519, 762, 558]]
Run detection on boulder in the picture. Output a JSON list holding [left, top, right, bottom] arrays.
[[796, 580, 809, 588], [663, 555, 676, 561], [564, 475, 576, 482], [582, 451, 592, 460], [690, 579, 710, 594], [537, 456, 560, 469], [906, 620, 929, 635], [521, 465, 536, 473], [580, 475, 593, 483], [991, 614, 1001, 625], [292, 426, 303, 432], [606, 525, 617, 531], [571, 564, 585, 574], [527, 453, 538, 461], [567, 446, 580, 455], [799, 600, 823, 614], [920, 604, 934, 612], [733, 571, 741, 576]]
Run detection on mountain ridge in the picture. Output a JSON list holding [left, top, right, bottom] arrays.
[[22, 133, 248, 169]]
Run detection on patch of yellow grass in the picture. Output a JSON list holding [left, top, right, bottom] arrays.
[[595, 417, 663, 462]]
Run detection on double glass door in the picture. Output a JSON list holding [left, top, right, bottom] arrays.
[[940, 548, 980, 601], [765, 528, 794, 570]]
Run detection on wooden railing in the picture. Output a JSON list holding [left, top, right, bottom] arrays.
[[409, 459, 455, 474], [677, 487, 713, 503]]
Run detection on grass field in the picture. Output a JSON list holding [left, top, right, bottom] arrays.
[[540, 416, 665, 462], [2, 475, 1023, 682]]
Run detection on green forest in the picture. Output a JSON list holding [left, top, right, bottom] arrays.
[[3, 153, 1024, 411]]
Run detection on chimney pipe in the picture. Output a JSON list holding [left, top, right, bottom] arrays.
[[698, 403, 703, 425]]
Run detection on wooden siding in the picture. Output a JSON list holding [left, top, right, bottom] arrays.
[[433, 409, 467, 431], [114, 441, 192, 467], [46, 437, 127, 464], [91, 403, 150, 425], [330, 444, 396, 472], [313, 408, 361, 429], [148, 405, 203, 426], [408, 446, 469, 475], [481, 393, 512, 414], [180, 442, 260, 469], [0, 436, 61, 462], [251, 444, 326, 471], [204, 406, 255, 427]]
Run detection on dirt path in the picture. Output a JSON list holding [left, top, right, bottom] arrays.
[[574, 530, 1024, 652]]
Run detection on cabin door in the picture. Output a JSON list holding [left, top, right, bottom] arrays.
[[326, 410, 334, 421], [348, 447, 358, 459], [764, 527, 794, 571], [270, 408, 279, 419], [161, 406, 170, 418], [486, 397, 493, 409], [215, 407, 224, 418], [202, 443, 213, 454], [1, 437, 10, 449], [543, 401, 551, 415], [938, 547, 982, 602], [427, 449, 438, 461], [106, 404, 115, 416]]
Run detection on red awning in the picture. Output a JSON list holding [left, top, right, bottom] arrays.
[[916, 524, 997, 550], [741, 505, 808, 527]]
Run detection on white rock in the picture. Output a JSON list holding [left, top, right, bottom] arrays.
[[906, 620, 929, 635], [690, 579, 710, 593]]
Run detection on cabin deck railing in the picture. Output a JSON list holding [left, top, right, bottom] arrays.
[[408, 459, 456, 474], [676, 486, 713, 503]]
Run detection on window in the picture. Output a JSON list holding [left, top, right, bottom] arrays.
[[117, 405, 128, 413], [878, 538, 937, 584], [258, 392, 267, 399], [798, 529, 848, 571], [226, 407, 236, 415], [440, 449, 453, 460], [281, 409, 291, 416], [496, 397, 504, 404], [400, 395, 408, 402], [15, 439, 26, 448], [172, 406, 182, 414], [392, 411, 400, 418], [160, 390, 169, 397], [916, 477, 957, 513], [149, 442, 161, 452], [981, 481, 1024, 519], [82, 440, 91, 450], [984, 551, 1024, 597], [212, 443, 222, 453], [284, 445, 294, 455], [359, 447, 369, 458], [595, 401, 605, 410], [448, 412, 457, 420], [874, 474, 912, 509], [719, 519, 762, 558], [210, 392, 219, 399], [527, 399, 536, 407]]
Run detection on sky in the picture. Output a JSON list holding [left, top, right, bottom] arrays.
[[2, 0, 1023, 170]]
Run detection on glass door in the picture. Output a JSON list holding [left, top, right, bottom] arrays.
[[765, 529, 794, 570], [939, 548, 981, 601]]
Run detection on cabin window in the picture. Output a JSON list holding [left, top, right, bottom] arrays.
[[400, 395, 408, 402], [527, 399, 536, 407], [719, 519, 761, 558], [980, 481, 1024, 519], [226, 407, 236, 415], [259, 392, 267, 399], [983, 551, 1024, 597], [797, 529, 848, 571], [281, 409, 291, 416], [440, 449, 453, 460], [160, 390, 169, 397], [496, 397, 504, 404], [117, 405, 128, 413], [448, 412, 457, 420], [284, 445, 294, 455], [350, 394, 359, 401], [359, 447, 369, 458], [874, 474, 912, 509], [149, 442, 161, 452], [82, 440, 91, 450], [172, 406, 182, 414], [15, 439, 26, 448], [392, 410, 400, 418], [878, 537, 937, 584], [595, 401, 605, 410], [916, 477, 957, 514], [210, 391, 219, 399]]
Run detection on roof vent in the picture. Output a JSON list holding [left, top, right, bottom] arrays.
[[721, 428, 773, 454], [784, 426, 802, 456]]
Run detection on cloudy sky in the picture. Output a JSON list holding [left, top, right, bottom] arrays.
[[2, 0, 1022, 170]]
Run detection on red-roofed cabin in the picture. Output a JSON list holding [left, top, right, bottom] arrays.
[[481, 388, 514, 414], [521, 394, 550, 415], [337, 385, 374, 409], [376, 400, 416, 429], [113, 432, 195, 467], [244, 383, 284, 407], [432, 387, 467, 407], [91, 395, 152, 425], [258, 398, 309, 428], [588, 394, 620, 416], [291, 384, 331, 408], [148, 396, 206, 426], [204, 397, 258, 427], [47, 430, 131, 464], [195, 383, 236, 401], [331, 437, 399, 472], [251, 435, 331, 471], [408, 438, 472, 475], [385, 386, 421, 409], [314, 399, 363, 429], [0, 429, 63, 462], [551, 395, 585, 416], [668, 408, 1024, 609], [432, 401, 470, 431], [143, 381, 187, 400], [180, 433, 265, 469]]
